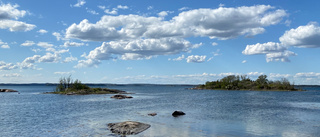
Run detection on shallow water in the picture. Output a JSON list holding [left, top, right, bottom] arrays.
[[0, 84, 320, 137]]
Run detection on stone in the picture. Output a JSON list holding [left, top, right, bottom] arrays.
[[148, 113, 157, 116], [172, 111, 185, 117], [110, 94, 133, 99], [108, 121, 150, 135], [0, 89, 18, 92]]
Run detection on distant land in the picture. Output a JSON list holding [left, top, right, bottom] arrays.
[[194, 75, 306, 91]]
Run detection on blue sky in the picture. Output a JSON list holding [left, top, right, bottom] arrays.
[[1, 0, 320, 84]]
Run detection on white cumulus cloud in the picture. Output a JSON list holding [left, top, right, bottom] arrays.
[[37, 29, 48, 34], [2, 73, 21, 77], [21, 40, 35, 46], [242, 42, 287, 55], [0, 61, 18, 70], [1, 44, 9, 49], [61, 41, 85, 47], [66, 5, 287, 41], [0, 3, 35, 32], [186, 55, 206, 63], [72, 0, 86, 7], [279, 22, 320, 48]]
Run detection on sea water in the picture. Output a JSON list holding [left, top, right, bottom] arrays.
[[0, 84, 320, 137]]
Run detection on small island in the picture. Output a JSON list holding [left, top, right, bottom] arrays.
[[195, 75, 301, 91], [47, 76, 128, 95]]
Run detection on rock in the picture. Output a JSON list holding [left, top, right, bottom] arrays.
[[108, 121, 150, 135], [110, 94, 133, 99], [148, 113, 157, 116], [172, 111, 185, 117], [0, 89, 18, 92]]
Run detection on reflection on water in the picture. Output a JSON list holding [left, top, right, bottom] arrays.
[[1, 85, 320, 136]]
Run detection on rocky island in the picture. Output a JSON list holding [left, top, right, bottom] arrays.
[[195, 75, 301, 91], [46, 76, 129, 95]]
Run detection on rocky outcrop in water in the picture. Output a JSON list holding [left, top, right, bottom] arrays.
[[0, 89, 18, 92], [172, 111, 185, 117], [148, 113, 157, 116], [108, 121, 150, 135], [110, 94, 133, 99]]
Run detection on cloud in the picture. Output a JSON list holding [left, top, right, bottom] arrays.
[[212, 42, 218, 46], [21, 40, 35, 46], [242, 42, 287, 55], [242, 42, 296, 62], [74, 59, 100, 68], [269, 73, 291, 79], [52, 32, 63, 41], [279, 22, 320, 48], [104, 9, 118, 15], [147, 6, 153, 10], [2, 73, 21, 77], [179, 7, 190, 11], [103, 5, 128, 15], [54, 70, 75, 75], [0, 3, 35, 32], [86, 8, 99, 15], [243, 23, 320, 62], [294, 72, 320, 78], [98, 5, 106, 10], [265, 51, 297, 62], [0, 3, 26, 20], [117, 5, 128, 10], [158, 11, 168, 17], [186, 55, 206, 63], [37, 29, 48, 34], [37, 42, 54, 48], [72, 0, 86, 7], [1, 44, 10, 49], [212, 49, 222, 56], [0, 61, 18, 70], [0, 40, 9, 49], [171, 55, 185, 61], [61, 41, 85, 47], [294, 72, 320, 85], [242, 60, 247, 63], [88, 38, 193, 60], [66, 5, 287, 41], [0, 20, 35, 31], [19, 47, 69, 69], [76, 38, 194, 67], [63, 56, 78, 63]]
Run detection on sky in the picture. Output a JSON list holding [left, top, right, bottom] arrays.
[[1, 0, 320, 84]]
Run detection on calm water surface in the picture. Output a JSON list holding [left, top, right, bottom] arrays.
[[0, 84, 320, 137]]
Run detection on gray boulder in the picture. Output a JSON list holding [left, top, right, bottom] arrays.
[[172, 111, 185, 117], [108, 121, 150, 135]]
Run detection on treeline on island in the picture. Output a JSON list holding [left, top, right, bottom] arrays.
[[48, 76, 126, 95], [196, 75, 301, 91]]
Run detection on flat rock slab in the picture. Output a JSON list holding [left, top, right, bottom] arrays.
[[108, 121, 150, 135], [0, 89, 18, 92], [148, 113, 157, 116], [110, 94, 133, 99]]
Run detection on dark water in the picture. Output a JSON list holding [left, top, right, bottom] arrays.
[[0, 84, 320, 137]]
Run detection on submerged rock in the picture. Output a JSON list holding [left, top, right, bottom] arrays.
[[172, 111, 186, 117], [108, 121, 150, 135], [0, 89, 18, 92], [110, 94, 133, 99], [148, 113, 157, 116]]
